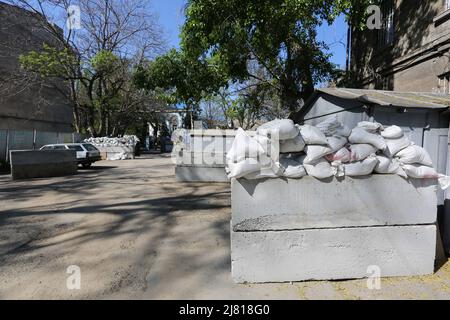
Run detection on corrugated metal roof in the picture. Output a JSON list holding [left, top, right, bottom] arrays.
[[316, 88, 450, 109]]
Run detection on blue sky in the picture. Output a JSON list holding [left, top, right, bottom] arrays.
[[152, 0, 349, 70]]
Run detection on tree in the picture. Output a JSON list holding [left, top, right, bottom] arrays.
[[134, 48, 228, 128], [180, 0, 351, 118], [9, 0, 165, 136]]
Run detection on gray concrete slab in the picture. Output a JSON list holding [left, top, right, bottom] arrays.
[[231, 225, 436, 283], [10, 150, 77, 180], [176, 165, 229, 182], [232, 176, 438, 231]]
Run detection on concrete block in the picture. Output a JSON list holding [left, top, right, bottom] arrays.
[[175, 165, 228, 182], [231, 225, 436, 283], [10, 150, 77, 180], [232, 175, 437, 231], [175, 150, 227, 167]]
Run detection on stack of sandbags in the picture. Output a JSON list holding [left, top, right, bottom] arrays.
[[227, 119, 303, 179], [225, 118, 450, 189], [341, 121, 386, 177], [380, 125, 442, 180], [302, 119, 350, 179]]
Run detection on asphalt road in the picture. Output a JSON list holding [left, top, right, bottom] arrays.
[[0, 154, 449, 299]]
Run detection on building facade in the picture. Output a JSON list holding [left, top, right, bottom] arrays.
[[350, 0, 450, 93], [0, 2, 74, 160]]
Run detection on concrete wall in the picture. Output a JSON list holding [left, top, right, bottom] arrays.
[[232, 225, 436, 283], [10, 150, 77, 180], [0, 129, 82, 162], [231, 175, 438, 283], [0, 3, 73, 133], [174, 129, 253, 182], [175, 166, 228, 183], [231, 176, 438, 232]]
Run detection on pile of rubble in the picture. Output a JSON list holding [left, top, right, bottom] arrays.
[[226, 118, 450, 189]]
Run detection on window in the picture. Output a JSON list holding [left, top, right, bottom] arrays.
[[438, 73, 450, 94], [378, 0, 395, 48], [53, 145, 67, 150], [68, 145, 84, 151], [83, 144, 99, 152], [41, 146, 53, 150]]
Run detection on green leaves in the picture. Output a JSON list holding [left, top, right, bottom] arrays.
[[134, 48, 228, 106], [90, 50, 120, 74], [19, 43, 76, 79], [137, 0, 374, 119]]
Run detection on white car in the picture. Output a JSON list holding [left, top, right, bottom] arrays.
[[40, 143, 102, 168]]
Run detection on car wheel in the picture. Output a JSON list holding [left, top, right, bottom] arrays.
[[82, 163, 92, 168]]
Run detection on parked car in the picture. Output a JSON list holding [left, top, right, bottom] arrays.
[[40, 143, 102, 168]]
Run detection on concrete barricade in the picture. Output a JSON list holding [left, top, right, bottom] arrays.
[[175, 165, 229, 182], [232, 225, 436, 283], [174, 129, 249, 182], [232, 175, 438, 231], [10, 150, 77, 180], [231, 175, 438, 283]]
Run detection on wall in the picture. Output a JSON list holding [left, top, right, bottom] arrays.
[[0, 128, 84, 162], [0, 2, 73, 133], [302, 96, 367, 128], [350, 0, 450, 91]]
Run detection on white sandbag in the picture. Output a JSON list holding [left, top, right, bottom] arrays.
[[374, 155, 407, 178], [400, 164, 450, 190], [335, 126, 352, 138], [257, 119, 299, 140], [385, 135, 411, 156], [327, 135, 348, 152], [244, 159, 284, 180], [280, 133, 306, 153], [438, 175, 450, 190], [349, 144, 378, 162], [303, 158, 335, 179], [299, 124, 328, 145], [395, 145, 433, 166], [343, 156, 378, 177], [401, 164, 439, 179], [381, 125, 404, 139], [227, 158, 261, 179], [304, 145, 333, 164], [348, 127, 387, 150], [315, 118, 341, 135], [227, 128, 265, 162], [316, 117, 352, 137], [357, 121, 384, 133], [279, 155, 307, 178], [325, 147, 351, 163]]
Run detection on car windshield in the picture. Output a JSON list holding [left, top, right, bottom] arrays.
[[68, 145, 84, 151], [83, 144, 98, 151], [41, 146, 53, 150]]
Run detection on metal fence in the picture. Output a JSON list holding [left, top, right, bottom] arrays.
[[0, 129, 88, 162]]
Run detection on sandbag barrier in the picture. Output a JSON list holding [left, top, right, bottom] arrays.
[[84, 135, 139, 160], [226, 118, 450, 190]]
